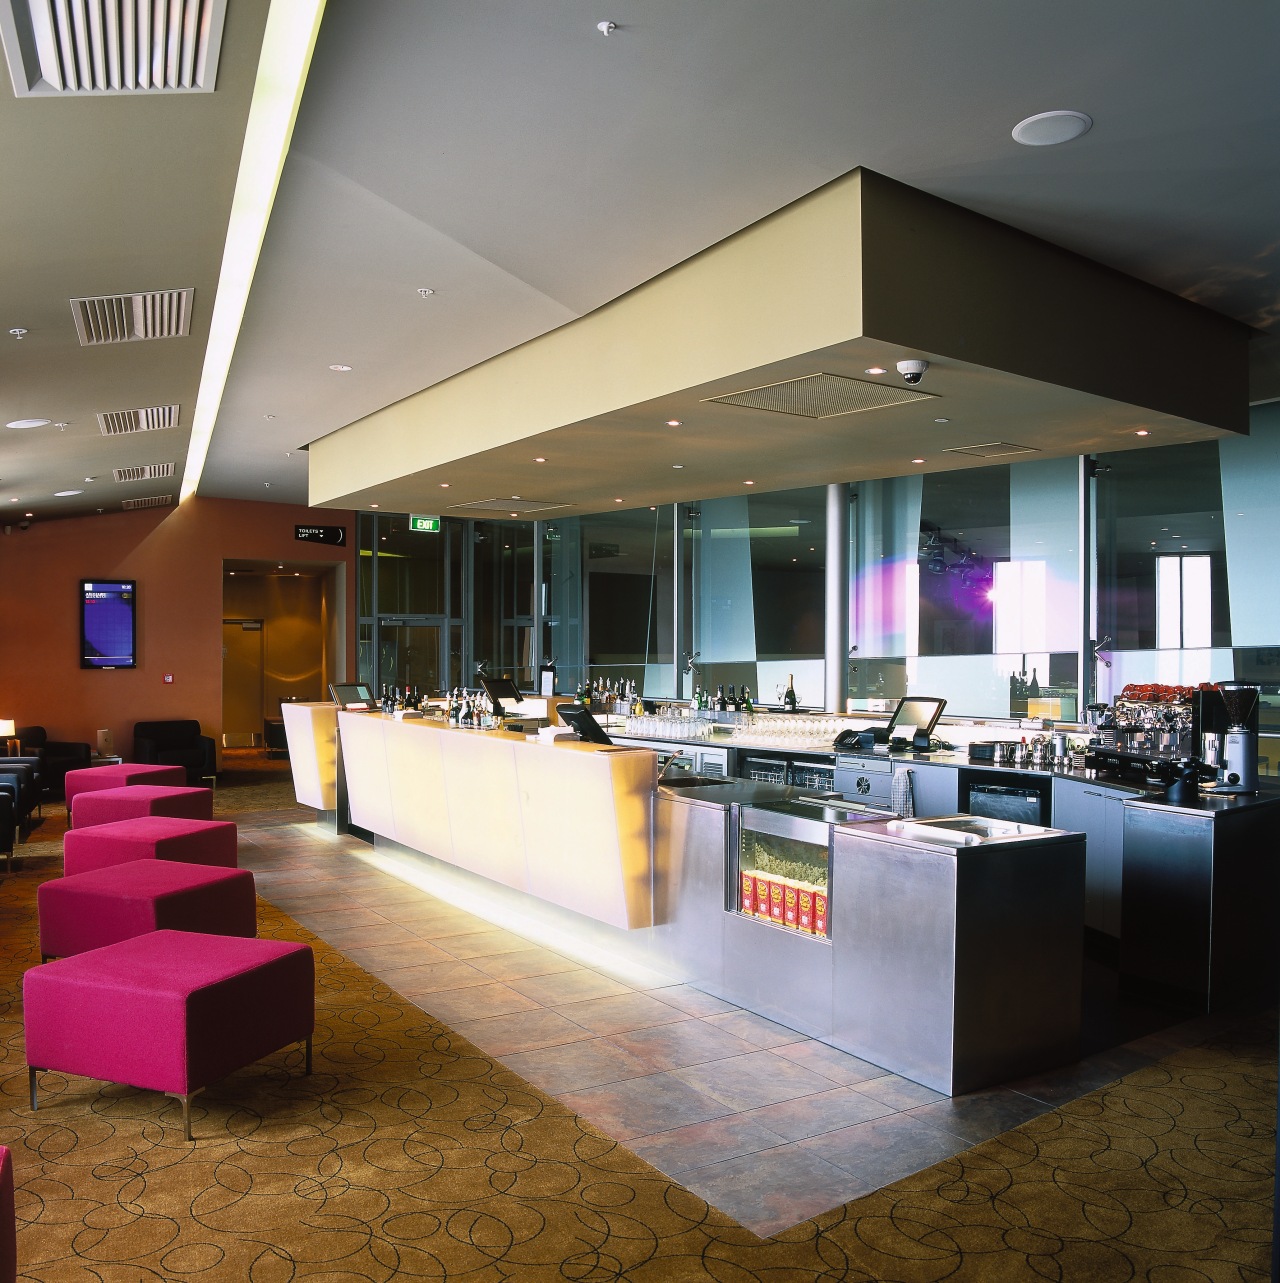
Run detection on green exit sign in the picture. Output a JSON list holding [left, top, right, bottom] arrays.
[[409, 515, 441, 533]]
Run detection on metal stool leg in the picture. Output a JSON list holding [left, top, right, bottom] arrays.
[[28, 1066, 38, 1111]]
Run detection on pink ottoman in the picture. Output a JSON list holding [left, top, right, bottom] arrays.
[[71, 785, 213, 829], [25, 930, 314, 1141], [38, 861, 257, 960], [0, 1145, 12, 1283], [63, 817, 238, 876], [64, 764, 186, 814]]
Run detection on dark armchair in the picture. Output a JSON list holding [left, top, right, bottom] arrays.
[[16, 726, 92, 797], [0, 758, 42, 840], [132, 720, 217, 786]]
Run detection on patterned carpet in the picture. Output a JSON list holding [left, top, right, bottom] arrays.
[[0, 800, 1274, 1278]]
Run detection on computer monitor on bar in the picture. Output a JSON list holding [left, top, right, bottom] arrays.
[[558, 704, 613, 745]]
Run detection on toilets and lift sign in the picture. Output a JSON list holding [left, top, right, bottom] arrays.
[[294, 524, 347, 545]]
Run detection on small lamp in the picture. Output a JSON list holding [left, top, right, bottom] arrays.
[[0, 718, 16, 756]]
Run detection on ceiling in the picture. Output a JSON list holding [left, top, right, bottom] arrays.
[[2, 0, 1278, 526]]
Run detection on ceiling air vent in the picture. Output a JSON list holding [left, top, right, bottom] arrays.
[[944, 442, 1041, 459], [448, 498, 572, 515], [98, 404, 180, 436], [705, 372, 934, 418], [0, 0, 228, 96], [121, 494, 173, 510], [71, 289, 193, 346], [113, 462, 175, 483]]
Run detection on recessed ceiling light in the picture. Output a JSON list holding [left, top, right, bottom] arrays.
[[84, 477, 95, 483], [912, 458, 926, 464], [440, 483, 450, 488], [417, 288, 435, 297], [6, 418, 49, 430], [744, 480, 754, 486], [370, 503, 379, 508], [534, 457, 546, 463], [8, 498, 16, 502], [864, 367, 887, 376], [277, 564, 283, 569], [649, 506, 657, 511], [229, 570, 236, 575], [1135, 429, 1150, 437], [672, 464, 684, 469], [1012, 110, 1092, 146], [328, 364, 352, 372], [54, 489, 83, 497], [24, 512, 32, 517], [934, 418, 950, 424], [615, 498, 624, 503], [666, 419, 682, 427], [510, 512, 518, 518], [792, 558, 798, 563], [264, 414, 276, 420], [511, 495, 521, 500]]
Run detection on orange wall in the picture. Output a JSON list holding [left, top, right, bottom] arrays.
[[0, 497, 355, 760]]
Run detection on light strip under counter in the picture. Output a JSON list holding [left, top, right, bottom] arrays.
[[335, 713, 657, 929]]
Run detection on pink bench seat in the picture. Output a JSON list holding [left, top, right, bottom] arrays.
[[63, 764, 186, 813], [25, 930, 314, 1142], [71, 785, 213, 830], [38, 861, 257, 959], [63, 816, 238, 876]]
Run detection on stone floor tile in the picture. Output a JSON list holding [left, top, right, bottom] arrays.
[[501, 1037, 653, 1095], [556, 992, 690, 1036], [677, 1144, 868, 1238], [416, 981, 543, 1024], [469, 947, 581, 982], [508, 969, 631, 1006], [797, 1111, 971, 1188], [701, 1009, 808, 1050], [608, 1020, 767, 1073], [670, 1048, 839, 1112], [741, 1086, 897, 1142], [556, 1072, 734, 1141], [853, 1073, 947, 1110], [770, 1039, 890, 1086], [454, 1008, 599, 1057], [376, 959, 495, 997], [904, 1086, 1053, 1144], [312, 922, 424, 950], [642, 984, 738, 1017], [432, 927, 535, 958], [628, 1113, 786, 1176]]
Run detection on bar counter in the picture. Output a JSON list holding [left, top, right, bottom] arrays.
[[335, 711, 657, 930]]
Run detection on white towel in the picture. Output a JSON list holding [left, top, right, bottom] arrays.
[[891, 767, 915, 818]]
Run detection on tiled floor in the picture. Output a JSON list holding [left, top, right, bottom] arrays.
[[237, 810, 1208, 1237]]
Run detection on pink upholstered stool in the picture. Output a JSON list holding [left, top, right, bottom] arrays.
[[63, 816, 238, 876], [25, 930, 314, 1142], [71, 785, 213, 830], [38, 861, 257, 960], [64, 764, 186, 814], [0, 1144, 13, 1283]]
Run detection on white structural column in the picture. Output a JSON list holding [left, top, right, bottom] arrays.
[[825, 482, 851, 712]]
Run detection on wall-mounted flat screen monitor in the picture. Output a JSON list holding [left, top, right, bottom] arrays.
[[329, 682, 376, 710], [480, 675, 523, 716], [558, 704, 613, 745], [887, 696, 947, 742], [80, 580, 137, 669]]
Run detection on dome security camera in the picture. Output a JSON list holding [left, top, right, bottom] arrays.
[[897, 359, 929, 385]]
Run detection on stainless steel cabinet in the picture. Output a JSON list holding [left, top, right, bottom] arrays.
[[907, 760, 959, 817], [1051, 776, 1126, 937]]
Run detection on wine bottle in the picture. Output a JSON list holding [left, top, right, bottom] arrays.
[[715, 684, 727, 712], [1029, 667, 1041, 697], [742, 685, 754, 713], [783, 675, 798, 712], [582, 682, 592, 709]]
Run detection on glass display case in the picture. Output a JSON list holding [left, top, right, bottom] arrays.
[[736, 803, 835, 938]]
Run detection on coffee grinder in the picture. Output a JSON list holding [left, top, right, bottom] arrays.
[[1216, 681, 1261, 793]]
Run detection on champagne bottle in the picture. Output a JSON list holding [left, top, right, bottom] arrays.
[[727, 683, 738, 712], [742, 685, 754, 713], [574, 681, 584, 705], [715, 684, 727, 712], [783, 675, 798, 712], [1029, 667, 1041, 697]]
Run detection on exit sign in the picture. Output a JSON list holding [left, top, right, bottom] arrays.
[[409, 515, 441, 533]]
